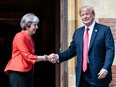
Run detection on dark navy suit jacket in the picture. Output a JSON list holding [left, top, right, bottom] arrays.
[[58, 22, 115, 86]]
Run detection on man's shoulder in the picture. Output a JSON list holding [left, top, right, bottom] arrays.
[[95, 23, 112, 33], [95, 22, 110, 28]]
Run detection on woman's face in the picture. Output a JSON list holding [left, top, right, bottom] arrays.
[[27, 22, 38, 35], [80, 8, 95, 27]]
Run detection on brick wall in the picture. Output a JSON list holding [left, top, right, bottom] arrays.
[[99, 18, 116, 87], [99, 18, 116, 43], [110, 65, 116, 87]]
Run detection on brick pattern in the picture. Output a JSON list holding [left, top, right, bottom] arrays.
[[99, 18, 116, 87], [110, 65, 116, 87], [99, 18, 116, 43]]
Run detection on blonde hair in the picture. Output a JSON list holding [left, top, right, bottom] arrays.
[[79, 6, 95, 16]]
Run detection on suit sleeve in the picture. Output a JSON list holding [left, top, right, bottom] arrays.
[[103, 27, 115, 70], [58, 30, 77, 63]]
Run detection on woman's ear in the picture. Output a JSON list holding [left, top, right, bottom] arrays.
[[26, 21, 32, 28]]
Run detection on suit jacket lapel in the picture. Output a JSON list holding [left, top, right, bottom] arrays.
[[89, 23, 99, 50], [80, 27, 85, 53], [21, 31, 34, 53]]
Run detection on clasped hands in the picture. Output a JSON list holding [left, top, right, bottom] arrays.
[[47, 53, 59, 63]]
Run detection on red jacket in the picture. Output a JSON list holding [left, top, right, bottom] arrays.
[[4, 30, 38, 74]]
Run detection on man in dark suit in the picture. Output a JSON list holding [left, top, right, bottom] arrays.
[[49, 6, 115, 87]]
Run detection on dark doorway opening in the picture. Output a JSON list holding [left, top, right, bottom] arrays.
[[0, 0, 60, 87]]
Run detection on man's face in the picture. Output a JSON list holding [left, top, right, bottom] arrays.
[[80, 8, 95, 27]]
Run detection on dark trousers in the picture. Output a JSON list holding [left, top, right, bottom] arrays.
[[79, 76, 109, 87], [9, 70, 33, 87], [79, 64, 109, 87]]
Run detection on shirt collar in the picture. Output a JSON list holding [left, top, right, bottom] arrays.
[[85, 20, 95, 30]]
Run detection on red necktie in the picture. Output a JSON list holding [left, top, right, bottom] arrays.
[[83, 28, 89, 72]]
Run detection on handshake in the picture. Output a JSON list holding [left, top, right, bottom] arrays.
[[45, 53, 59, 63]]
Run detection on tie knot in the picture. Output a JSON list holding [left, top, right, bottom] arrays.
[[86, 28, 89, 31]]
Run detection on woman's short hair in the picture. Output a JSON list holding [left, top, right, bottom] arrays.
[[20, 13, 39, 29]]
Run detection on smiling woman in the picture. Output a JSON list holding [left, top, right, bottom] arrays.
[[3, 13, 54, 87], [0, 0, 58, 87], [19, 13, 39, 36]]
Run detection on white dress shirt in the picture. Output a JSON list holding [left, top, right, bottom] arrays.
[[84, 20, 95, 48]]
